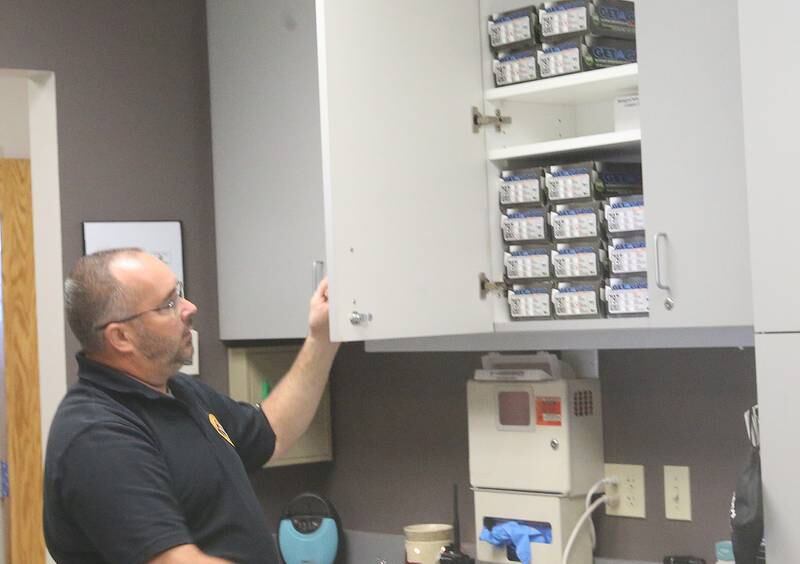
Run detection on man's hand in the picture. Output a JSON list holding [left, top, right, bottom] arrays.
[[262, 277, 340, 459], [308, 277, 333, 342]]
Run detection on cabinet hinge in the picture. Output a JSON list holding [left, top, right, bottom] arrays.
[[480, 273, 508, 299], [472, 106, 512, 133]]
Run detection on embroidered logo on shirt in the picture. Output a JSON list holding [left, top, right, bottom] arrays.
[[208, 413, 235, 447]]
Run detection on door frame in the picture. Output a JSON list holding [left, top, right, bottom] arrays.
[[0, 69, 66, 564]]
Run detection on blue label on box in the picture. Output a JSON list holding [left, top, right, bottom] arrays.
[[589, 45, 637, 63], [543, 1, 585, 14], [503, 173, 540, 181], [610, 200, 644, 209], [557, 247, 595, 255], [543, 41, 580, 54], [498, 50, 537, 62], [595, 5, 635, 25], [598, 171, 641, 185], [613, 241, 646, 249], [512, 248, 549, 256], [509, 209, 547, 219], [611, 281, 647, 290], [551, 168, 590, 177], [559, 285, 595, 293], [514, 287, 550, 295], [557, 208, 594, 216], [493, 9, 532, 24]]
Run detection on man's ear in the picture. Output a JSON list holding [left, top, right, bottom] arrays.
[[103, 324, 136, 354]]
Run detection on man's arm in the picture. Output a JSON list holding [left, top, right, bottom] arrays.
[[262, 278, 340, 460], [148, 544, 232, 564]]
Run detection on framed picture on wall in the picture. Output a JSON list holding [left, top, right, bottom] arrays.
[[82, 220, 185, 289]]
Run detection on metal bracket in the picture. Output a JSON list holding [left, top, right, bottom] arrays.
[[472, 106, 512, 133], [479, 273, 508, 299]]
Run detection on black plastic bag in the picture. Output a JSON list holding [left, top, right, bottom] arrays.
[[730, 407, 763, 564]]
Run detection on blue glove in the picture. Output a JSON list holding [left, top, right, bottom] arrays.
[[479, 521, 553, 564]]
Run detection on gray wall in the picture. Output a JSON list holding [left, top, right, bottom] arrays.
[[0, 0, 228, 390], [255, 345, 756, 564], [1, 3, 758, 563]]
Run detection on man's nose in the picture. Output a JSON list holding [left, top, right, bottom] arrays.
[[181, 298, 198, 320]]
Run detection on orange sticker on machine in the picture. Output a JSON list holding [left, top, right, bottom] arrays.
[[536, 397, 562, 426]]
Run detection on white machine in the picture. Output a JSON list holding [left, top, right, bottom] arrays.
[[468, 353, 604, 564]]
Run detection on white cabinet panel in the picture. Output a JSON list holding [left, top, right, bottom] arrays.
[[739, 0, 800, 333], [754, 334, 800, 564], [316, 0, 493, 341], [637, 0, 752, 329], [208, 0, 325, 339]]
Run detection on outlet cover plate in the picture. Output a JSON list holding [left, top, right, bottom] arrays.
[[605, 463, 646, 519], [664, 465, 692, 521]]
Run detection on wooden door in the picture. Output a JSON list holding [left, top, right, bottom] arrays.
[[0, 159, 44, 564]]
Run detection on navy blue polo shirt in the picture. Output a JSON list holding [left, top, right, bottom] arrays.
[[44, 354, 279, 564]]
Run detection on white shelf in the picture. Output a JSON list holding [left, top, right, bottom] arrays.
[[486, 64, 639, 105], [488, 129, 641, 161], [494, 317, 650, 333], [364, 325, 754, 352]]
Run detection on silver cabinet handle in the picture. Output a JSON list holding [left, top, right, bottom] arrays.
[[312, 260, 325, 293], [654, 232, 675, 310], [350, 311, 373, 325], [654, 233, 670, 290]]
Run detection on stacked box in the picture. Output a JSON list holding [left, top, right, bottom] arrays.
[[494, 49, 540, 86], [500, 159, 647, 321], [551, 202, 602, 241], [508, 283, 554, 319], [499, 167, 546, 206], [489, 1, 636, 87], [538, 0, 636, 42], [498, 164, 551, 318], [552, 280, 604, 319], [505, 245, 553, 281], [602, 195, 647, 315], [604, 276, 648, 317], [538, 35, 636, 79], [552, 242, 607, 279], [488, 6, 538, 53]]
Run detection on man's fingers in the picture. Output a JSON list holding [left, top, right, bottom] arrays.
[[314, 277, 329, 301]]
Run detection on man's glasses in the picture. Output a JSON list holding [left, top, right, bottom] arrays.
[[94, 281, 184, 331]]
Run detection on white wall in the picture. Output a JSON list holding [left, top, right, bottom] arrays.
[[0, 76, 30, 158], [0, 69, 65, 564]]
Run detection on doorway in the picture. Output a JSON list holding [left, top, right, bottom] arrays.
[[0, 70, 66, 564]]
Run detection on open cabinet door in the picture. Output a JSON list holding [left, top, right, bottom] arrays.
[[317, 0, 493, 342]]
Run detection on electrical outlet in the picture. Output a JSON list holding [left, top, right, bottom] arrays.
[[664, 465, 692, 521], [604, 463, 646, 518]]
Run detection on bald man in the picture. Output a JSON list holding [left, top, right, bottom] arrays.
[[43, 248, 339, 564]]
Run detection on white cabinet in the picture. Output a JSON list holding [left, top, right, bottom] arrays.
[[208, 0, 753, 347], [316, 0, 753, 344], [738, 0, 800, 333], [316, 0, 493, 342], [752, 334, 800, 563], [635, 0, 752, 329], [228, 345, 333, 467], [207, 0, 325, 340]]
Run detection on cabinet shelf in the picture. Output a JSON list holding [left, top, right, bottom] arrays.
[[488, 129, 641, 161], [486, 64, 639, 105], [494, 317, 649, 333]]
